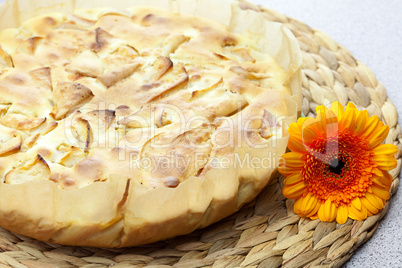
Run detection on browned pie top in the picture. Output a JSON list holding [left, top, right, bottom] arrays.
[[0, 6, 290, 190]]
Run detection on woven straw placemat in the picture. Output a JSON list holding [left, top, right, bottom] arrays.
[[0, 5, 401, 268]]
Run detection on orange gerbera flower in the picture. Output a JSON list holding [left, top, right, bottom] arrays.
[[279, 101, 397, 224]]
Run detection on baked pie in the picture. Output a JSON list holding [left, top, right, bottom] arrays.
[[0, 0, 301, 247]]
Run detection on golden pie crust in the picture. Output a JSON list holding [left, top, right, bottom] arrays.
[[0, 0, 302, 247]]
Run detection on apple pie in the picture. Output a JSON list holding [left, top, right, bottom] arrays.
[[0, 0, 301, 247]]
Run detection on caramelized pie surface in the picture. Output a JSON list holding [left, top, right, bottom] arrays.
[[0, 7, 290, 189], [0, 3, 300, 247]]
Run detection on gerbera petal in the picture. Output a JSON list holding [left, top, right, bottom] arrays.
[[330, 101, 345, 119], [372, 167, 384, 177], [360, 197, 380, 215], [278, 164, 303, 176], [373, 144, 399, 156], [315, 106, 330, 135], [295, 117, 308, 128], [355, 110, 369, 134], [373, 154, 397, 170], [317, 203, 326, 221], [320, 108, 338, 135], [371, 184, 390, 201], [288, 122, 303, 139], [302, 117, 317, 129], [279, 153, 306, 176], [306, 200, 321, 218], [327, 109, 339, 122], [287, 136, 308, 154], [299, 193, 319, 215], [326, 121, 339, 137], [346, 102, 357, 110], [372, 176, 386, 188], [284, 173, 303, 186], [322, 198, 337, 222], [281, 152, 306, 167], [293, 197, 303, 215], [338, 106, 357, 132], [371, 171, 392, 190], [316, 104, 330, 115], [367, 186, 373, 193], [302, 122, 321, 142], [336, 205, 349, 224], [351, 197, 362, 210], [282, 181, 306, 199], [367, 125, 390, 149], [377, 170, 393, 188], [365, 192, 385, 210], [349, 203, 368, 221], [360, 116, 382, 138]]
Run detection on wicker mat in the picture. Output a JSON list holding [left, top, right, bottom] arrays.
[[0, 6, 401, 268]]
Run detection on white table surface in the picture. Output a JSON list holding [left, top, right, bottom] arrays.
[[0, 0, 401, 267]]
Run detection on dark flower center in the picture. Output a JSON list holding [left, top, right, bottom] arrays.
[[328, 158, 345, 175]]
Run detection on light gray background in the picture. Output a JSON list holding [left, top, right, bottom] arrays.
[[0, 0, 401, 267], [250, 1, 402, 267]]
